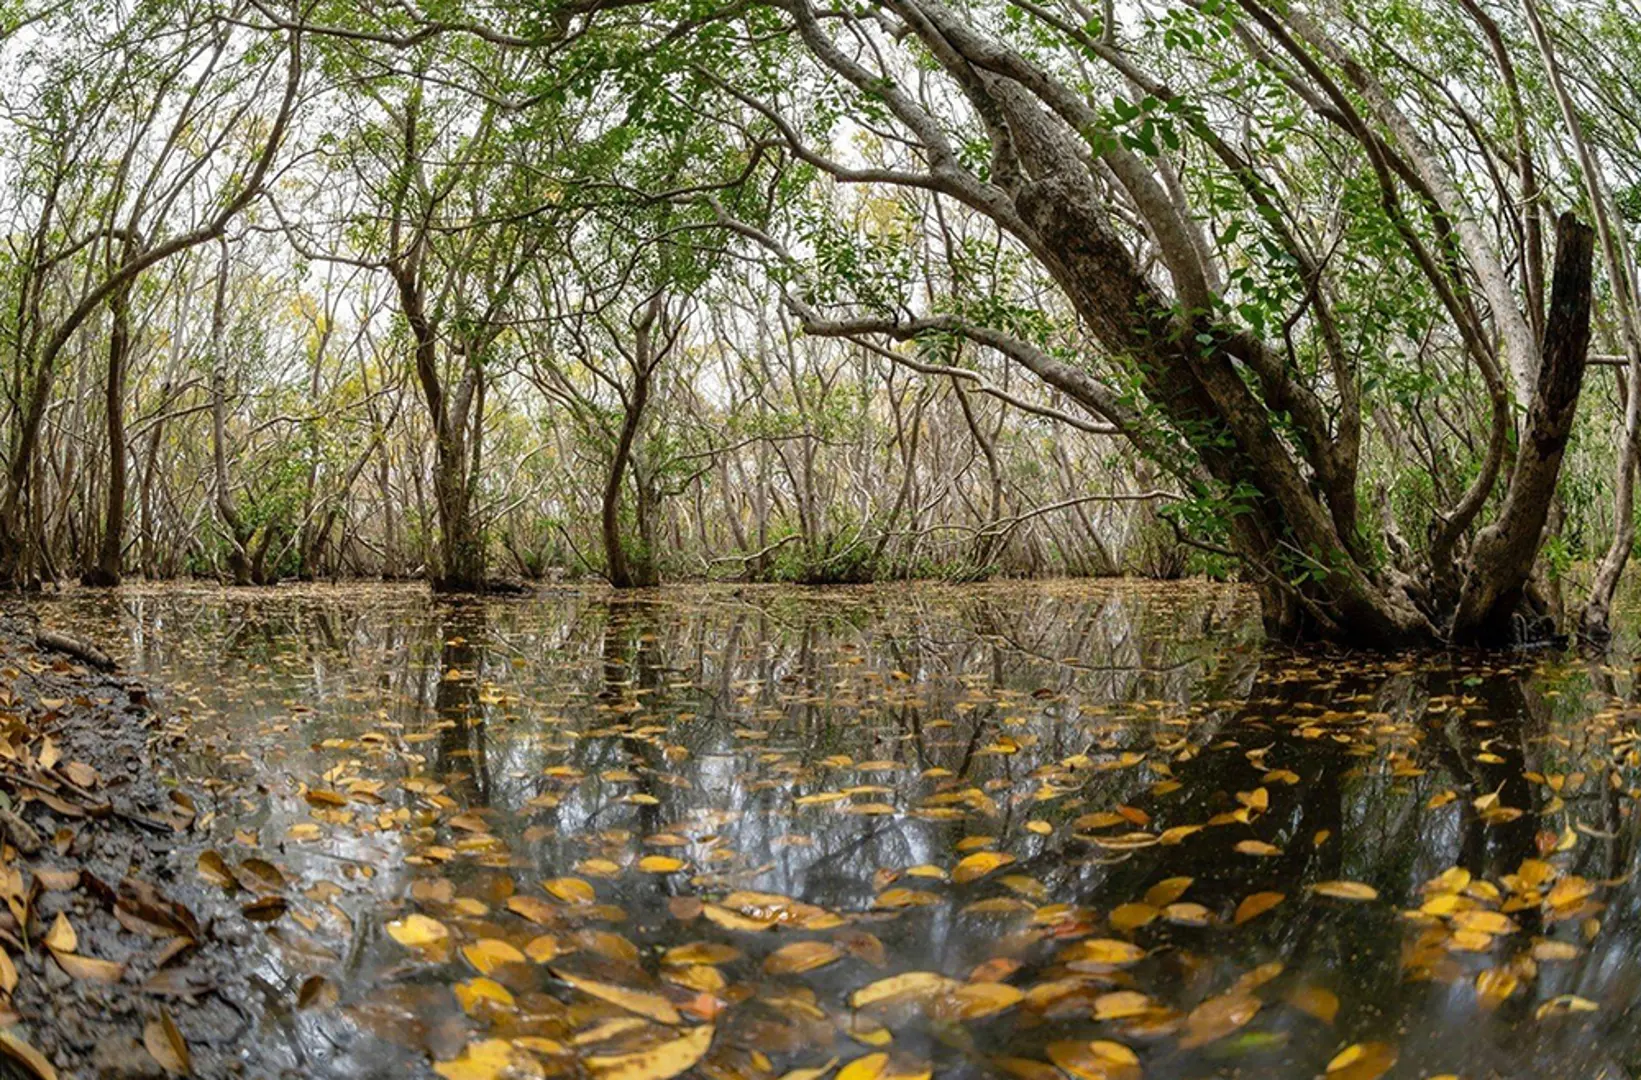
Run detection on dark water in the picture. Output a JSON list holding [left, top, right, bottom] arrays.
[[37, 581, 1641, 1079]]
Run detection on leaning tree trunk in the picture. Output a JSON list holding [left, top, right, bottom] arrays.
[[85, 275, 134, 587], [1450, 213, 1596, 646], [602, 366, 651, 589]]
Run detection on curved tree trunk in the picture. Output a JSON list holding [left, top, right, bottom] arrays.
[[1451, 214, 1596, 645]]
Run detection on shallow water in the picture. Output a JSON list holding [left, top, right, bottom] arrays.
[[35, 580, 1641, 1079]]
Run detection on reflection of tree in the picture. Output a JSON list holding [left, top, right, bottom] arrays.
[[72, 584, 1641, 1074], [433, 601, 490, 807]]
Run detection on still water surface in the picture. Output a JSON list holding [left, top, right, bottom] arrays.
[[38, 581, 1641, 1079]]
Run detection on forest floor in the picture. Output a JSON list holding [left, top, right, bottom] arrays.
[[0, 612, 256, 1080]]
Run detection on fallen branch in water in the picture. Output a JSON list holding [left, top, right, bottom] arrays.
[[34, 628, 115, 671]]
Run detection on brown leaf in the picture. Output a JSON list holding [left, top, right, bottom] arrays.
[[143, 1010, 190, 1076], [0, 1030, 57, 1080]]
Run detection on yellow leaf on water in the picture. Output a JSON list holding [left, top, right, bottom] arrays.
[[1164, 902, 1212, 926], [664, 942, 742, 966], [587, 1024, 714, 1080], [1531, 939, 1578, 961], [553, 968, 681, 1024], [386, 913, 449, 951], [524, 934, 563, 963], [1107, 903, 1158, 932], [462, 938, 526, 975], [638, 856, 686, 874], [944, 981, 1024, 1019], [433, 1039, 517, 1080], [1179, 992, 1259, 1049], [765, 940, 843, 975], [1092, 991, 1153, 1020], [1143, 877, 1193, 906], [0, 950, 16, 995], [1475, 968, 1519, 1009], [1312, 881, 1378, 901], [1234, 891, 1284, 925], [1044, 1040, 1140, 1080], [1286, 984, 1339, 1024], [1324, 1042, 1397, 1080], [453, 977, 515, 1015], [850, 971, 956, 1009], [1452, 910, 1515, 936], [1234, 840, 1282, 857], [835, 1053, 887, 1080], [545, 877, 597, 904], [1060, 938, 1145, 970], [1536, 994, 1598, 1019], [873, 889, 938, 910], [952, 851, 1015, 884]]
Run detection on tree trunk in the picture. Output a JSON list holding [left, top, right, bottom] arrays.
[[1451, 213, 1596, 645], [602, 361, 651, 589], [208, 241, 253, 585], [85, 277, 133, 587]]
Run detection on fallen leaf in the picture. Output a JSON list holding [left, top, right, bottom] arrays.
[[587, 1023, 714, 1080], [143, 1010, 190, 1075], [554, 969, 681, 1024]]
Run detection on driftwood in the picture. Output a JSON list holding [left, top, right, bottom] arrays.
[[34, 628, 116, 672]]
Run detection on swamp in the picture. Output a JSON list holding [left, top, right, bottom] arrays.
[[8, 0, 1641, 1076], [8, 580, 1640, 1080]]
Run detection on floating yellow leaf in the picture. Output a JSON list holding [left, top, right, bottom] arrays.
[[588, 1025, 715, 1080], [1536, 994, 1598, 1019], [1061, 938, 1145, 970], [1143, 877, 1193, 906], [1234, 892, 1284, 925], [1107, 903, 1158, 932], [554, 969, 681, 1024], [1324, 1041, 1397, 1080], [454, 977, 515, 1014], [836, 1053, 887, 1080], [1044, 1040, 1140, 1080], [952, 851, 1015, 884], [1286, 984, 1339, 1024], [386, 913, 450, 952], [1312, 881, 1378, 901], [1092, 991, 1154, 1020], [462, 938, 526, 975], [850, 971, 956, 1009], [944, 981, 1023, 1019], [433, 1039, 517, 1080], [638, 856, 686, 874], [1475, 967, 1519, 1009], [765, 940, 843, 974], [545, 877, 597, 904], [1179, 992, 1259, 1048]]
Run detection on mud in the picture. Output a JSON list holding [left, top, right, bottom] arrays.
[[0, 611, 265, 1080]]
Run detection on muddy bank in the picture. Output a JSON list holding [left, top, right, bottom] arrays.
[[0, 611, 262, 1080]]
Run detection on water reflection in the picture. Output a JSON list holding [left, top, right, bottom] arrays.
[[37, 582, 1641, 1078]]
